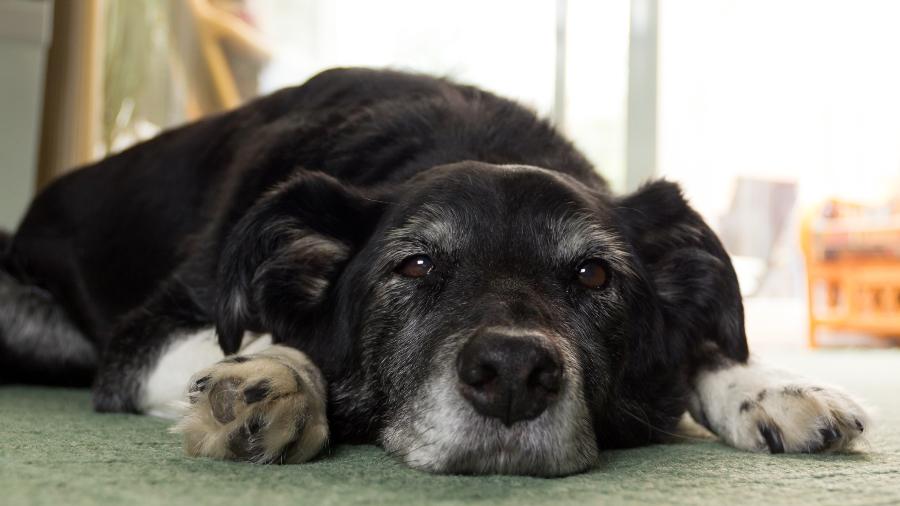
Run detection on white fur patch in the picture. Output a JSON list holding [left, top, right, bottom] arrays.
[[380, 329, 598, 476], [690, 360, 870, 453], [138, 329, 272, 418]]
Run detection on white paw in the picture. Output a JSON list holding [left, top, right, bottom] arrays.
[[729, 383, 868, 453], [172, 345, 328, 464], [693, 363, 870, 453]]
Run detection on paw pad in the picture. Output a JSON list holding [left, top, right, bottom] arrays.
[[227, 415, 264, 459], [208, 377, 241, 423]]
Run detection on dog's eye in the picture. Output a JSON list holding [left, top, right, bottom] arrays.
[[576, 259, 609, 289], [397, 254, 434, 278]]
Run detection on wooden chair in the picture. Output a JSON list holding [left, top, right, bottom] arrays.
[[184, 0, 271, 117], [801, 200, 900, 347]]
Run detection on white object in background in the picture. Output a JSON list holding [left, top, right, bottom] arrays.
[[0, 0, 53, 230]]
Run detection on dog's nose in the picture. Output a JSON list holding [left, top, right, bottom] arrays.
[[456, 332, 562, 426]]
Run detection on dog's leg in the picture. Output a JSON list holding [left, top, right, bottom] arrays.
[[90, 274, 328, 463], [92, 278, 211, 413], [0, 269, 98, 385], [173, 344, 328, 464], [688, 356, 869, 453]]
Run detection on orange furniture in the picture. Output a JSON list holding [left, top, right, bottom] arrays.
[[801, 200, 900, 347]]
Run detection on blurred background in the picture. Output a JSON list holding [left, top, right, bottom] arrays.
[[1, 0, 898, 351]]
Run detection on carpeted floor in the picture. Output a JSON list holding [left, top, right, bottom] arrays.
[[1, 350, 898, 506]]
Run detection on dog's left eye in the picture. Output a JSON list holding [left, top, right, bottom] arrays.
[[396, 254, 434, 278], [575, 259, 609, 289]]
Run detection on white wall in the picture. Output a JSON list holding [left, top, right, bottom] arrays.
[[251, 0, 631, 188], [0, 0, 52, 230], [658, 0, 900, 223]]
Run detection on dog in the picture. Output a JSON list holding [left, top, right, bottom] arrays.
[[0, 68, 869, 475]]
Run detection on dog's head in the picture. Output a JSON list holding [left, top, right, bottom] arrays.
[[215, 162, 745, 475]]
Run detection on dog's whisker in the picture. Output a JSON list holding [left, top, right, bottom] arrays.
[[618, 404, 711, 443]]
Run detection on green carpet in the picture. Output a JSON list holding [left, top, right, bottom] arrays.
[[2, 351, 898, 506]]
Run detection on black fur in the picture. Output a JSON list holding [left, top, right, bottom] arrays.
[[1, 232, 97, 385], [1, 68, 747, 471]]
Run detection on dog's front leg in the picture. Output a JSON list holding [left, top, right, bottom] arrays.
[[174, 344, 329, 464], [688, 358, 869, 453]]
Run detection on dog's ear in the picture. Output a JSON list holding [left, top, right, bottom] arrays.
[[616, 180, 747, 361], [215, 172, 384, 354]]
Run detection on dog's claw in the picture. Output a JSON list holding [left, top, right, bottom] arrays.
[[189, 375, 211, 393], [759, 423, 785, 454], [819, 427, 842, 447]]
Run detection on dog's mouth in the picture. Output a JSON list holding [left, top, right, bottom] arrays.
[[380, 354, 599, 476], [422, 418, 598, 476]]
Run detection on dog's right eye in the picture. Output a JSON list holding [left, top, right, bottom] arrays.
[[396, 254, 434, 278], [575, 259, 609, 289]]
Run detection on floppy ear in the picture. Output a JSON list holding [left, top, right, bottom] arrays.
[[616, 180, 748, 362], [215, 172, 384, 354]]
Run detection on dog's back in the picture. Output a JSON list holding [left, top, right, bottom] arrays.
[[1, 68, 600, 385]]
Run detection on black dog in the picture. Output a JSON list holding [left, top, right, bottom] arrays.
[[0, 68, 867, 475]]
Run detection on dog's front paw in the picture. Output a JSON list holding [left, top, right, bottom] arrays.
[[693, 363, 870, 454], [727, 382, 868, 453], [733, 383, 868, 453], [173, 345, 328, 464]]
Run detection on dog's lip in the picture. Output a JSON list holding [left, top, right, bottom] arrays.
[[422, 427, 595, 477]]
